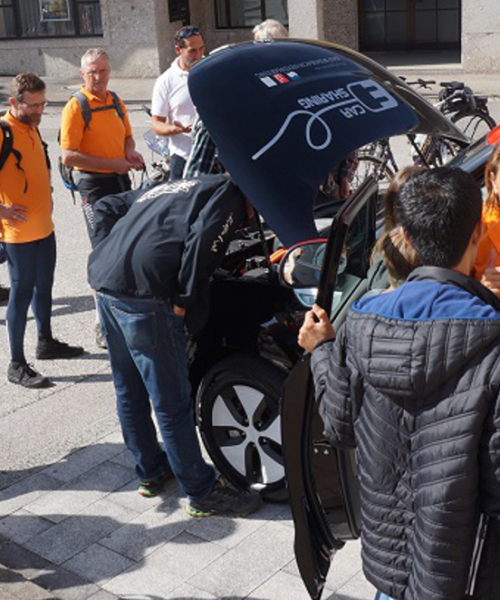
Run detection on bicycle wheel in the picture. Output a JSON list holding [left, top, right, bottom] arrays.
[[352, 155, 395, 195], [452, 112, 497, 142], [352, 156, 395, 225]]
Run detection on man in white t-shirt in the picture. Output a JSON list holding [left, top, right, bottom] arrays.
[[151, 26, 205, 180]]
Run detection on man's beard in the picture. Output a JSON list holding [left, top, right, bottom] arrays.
[[17, 112, 42, 127]]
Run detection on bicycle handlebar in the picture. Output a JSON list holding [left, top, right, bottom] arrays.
[[404, 78, 436, 89]]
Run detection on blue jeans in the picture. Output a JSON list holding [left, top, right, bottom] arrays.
[[96, 291, 216, 500], [375, 592, 394, 600], [5, 232, 56, 362]]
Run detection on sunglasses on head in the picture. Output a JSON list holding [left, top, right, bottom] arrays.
[[178, 26, 201, 39]]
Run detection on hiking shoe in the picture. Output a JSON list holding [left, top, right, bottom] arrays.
[[36, 337, 85, 360], [185, 477, 261, 517], [8, 362, 51, 389], [138, 468, 173, 498], [95, 323, 107, 349], [0, 285, 9, 305]]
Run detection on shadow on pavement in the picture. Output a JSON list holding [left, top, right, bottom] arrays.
[[51, 294, 95, 317], [0, 441, 255, 597], [49, 371, 112, 384]]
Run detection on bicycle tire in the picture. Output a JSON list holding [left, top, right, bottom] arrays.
[[352, 155, 395, 224], [352, 155, 395, 193], [451, 111, 497, 142]]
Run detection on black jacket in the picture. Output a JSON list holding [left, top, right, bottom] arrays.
[[311, 268, 500, 600], [88, 175, 247, 334]]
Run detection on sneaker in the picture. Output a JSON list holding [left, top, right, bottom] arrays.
[[0, 285, 9, 305], [95, 323, 107, 349], [138, 468, 173, 498], [36, 337, 85, 360], [185, 477, 261, 517], [8, 362, 51, 389]]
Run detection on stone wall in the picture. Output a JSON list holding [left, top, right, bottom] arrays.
[[323, 0, 358, 50], [462, 0, 500, 72]]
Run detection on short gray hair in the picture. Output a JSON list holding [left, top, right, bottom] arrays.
[[252, 19, 288, 41], [81, 48, 110, 69]]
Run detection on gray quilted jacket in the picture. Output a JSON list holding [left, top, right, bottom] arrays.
[[311, 270, 500, 600]]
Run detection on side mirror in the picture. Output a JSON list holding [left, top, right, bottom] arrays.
[[278, 239, 328, 289]]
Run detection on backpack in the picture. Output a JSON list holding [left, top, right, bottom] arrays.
[[58, 90, 126, 199], [0, 119, 51, 193]]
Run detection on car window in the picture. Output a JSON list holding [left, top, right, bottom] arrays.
[[328, 191, 378, 321]]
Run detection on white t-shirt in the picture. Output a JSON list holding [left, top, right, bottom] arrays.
[[151, 58, 196, 159]]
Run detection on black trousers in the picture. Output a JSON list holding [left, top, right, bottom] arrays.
[[75, 172, 131, 247]]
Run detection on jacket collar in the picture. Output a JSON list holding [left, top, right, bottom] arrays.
[[407, 266, 500, 311]]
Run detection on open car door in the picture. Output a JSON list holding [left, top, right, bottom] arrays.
[[281, 177, 380, 600]]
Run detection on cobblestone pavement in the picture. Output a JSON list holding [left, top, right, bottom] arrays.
[[1, 55, 500, 600]]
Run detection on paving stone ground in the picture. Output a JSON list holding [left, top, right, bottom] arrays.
[[0, 434, 375, 600]]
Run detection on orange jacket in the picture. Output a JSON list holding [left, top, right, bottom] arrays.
[[474, 205, 500, 288]]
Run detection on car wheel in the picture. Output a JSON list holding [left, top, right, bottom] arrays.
[[196, 354, 288, 502]]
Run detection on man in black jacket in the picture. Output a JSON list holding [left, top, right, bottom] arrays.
[[298, 168, 500, 600], [88, 175, 260, 517]]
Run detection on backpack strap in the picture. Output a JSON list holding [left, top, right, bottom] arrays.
[[0, 120, 28, 193], [73, 90, 125, 133], [36, 129, 51, 171], [0, 120, 13, 172], [109, 91, 125, 122], [73, 90, 93, 132]]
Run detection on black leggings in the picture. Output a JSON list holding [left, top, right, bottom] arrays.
[[5, 232, 56, 363]]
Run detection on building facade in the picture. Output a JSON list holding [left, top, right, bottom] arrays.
[[0, 0, 498, 77]]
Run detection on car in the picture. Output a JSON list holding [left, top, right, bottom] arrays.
[[189, 37, 468, 502], [188, 37, 495, 597]]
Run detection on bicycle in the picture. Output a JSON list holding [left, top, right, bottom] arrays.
[[354, 78, 497, 193], [141, 104, 171, 181]]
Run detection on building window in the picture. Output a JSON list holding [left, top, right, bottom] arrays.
[[168, 0, 190, 24], [0, 0, 102, 39], [215, 0, 288, 29]]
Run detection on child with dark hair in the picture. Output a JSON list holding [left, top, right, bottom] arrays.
[[299, 167, 500, 600]]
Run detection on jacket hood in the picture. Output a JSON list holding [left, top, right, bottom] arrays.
[[349, 280, 500, 401]]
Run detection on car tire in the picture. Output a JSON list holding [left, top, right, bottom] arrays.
[[196, 354, 288, 502]]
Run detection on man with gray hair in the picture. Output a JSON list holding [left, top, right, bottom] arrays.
[[60, 48, 144, 346], [60, 48, 144, 243], [252, 18, 288, 40]]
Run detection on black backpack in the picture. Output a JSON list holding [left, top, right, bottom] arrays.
[[0, 119, 51, 193], [58, 90, 126, 199]]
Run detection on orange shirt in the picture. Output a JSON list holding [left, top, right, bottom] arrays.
[[59, 87, 133, 174], [474, 204, 500, 284], [0, 111, 53, 244]]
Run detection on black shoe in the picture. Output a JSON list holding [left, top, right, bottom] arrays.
[[0, 285, 9, 305], [36, 337, 85, 360], [185, 477, 261, 517], [138, 468, 173, 498], [8, 362, 51, 388]]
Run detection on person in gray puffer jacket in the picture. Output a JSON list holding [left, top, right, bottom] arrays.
[[298, 167, 500, 600]]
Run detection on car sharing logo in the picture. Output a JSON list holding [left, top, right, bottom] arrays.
[[252, 79, 398, 161]]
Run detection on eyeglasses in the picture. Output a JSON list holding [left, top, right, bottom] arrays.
[[83, 68, 110, 77], [18, 100, 48, 109], [177, 26, 201, 40]]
